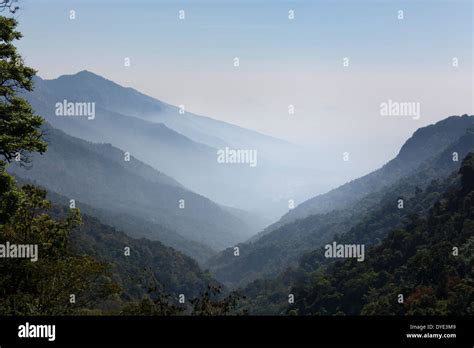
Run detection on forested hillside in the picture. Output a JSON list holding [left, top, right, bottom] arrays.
[[8, 124, 255, 254], [291, 153, 474, 315], [208, 121, 474, 287], [260, 115, 474, 234], [238, 153, 473, 315]]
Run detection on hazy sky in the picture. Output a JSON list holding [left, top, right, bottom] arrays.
[[15, 0, 473, 176]]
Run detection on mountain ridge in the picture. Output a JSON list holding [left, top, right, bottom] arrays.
[[9, 123, 256, 255], [26, 71, 330, 220], [255, 114, 474, 239]]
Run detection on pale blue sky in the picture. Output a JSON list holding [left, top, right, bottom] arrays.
[[16, 0, 472, 70], [12, 0, 474, 175]]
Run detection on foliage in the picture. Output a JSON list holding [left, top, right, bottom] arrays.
[[121, 284, 245, 316], [0, 184, 119, 314], [0, 15, 46, 164], [289, 153, 474, 315], [0, 9, 117, 315]]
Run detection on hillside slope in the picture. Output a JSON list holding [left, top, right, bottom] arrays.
[[259, 115, 474, 235], [9, 124, 255, 253], [42, 200, 216, 302], [291, 153, 474, 315]]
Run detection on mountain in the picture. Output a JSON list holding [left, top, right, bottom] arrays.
[[8, 124, 258, 256], [207, 116, 474, 287], [34, 70, 305, 162], [259, 115, 474, 235], [24, 71, 333, 220]]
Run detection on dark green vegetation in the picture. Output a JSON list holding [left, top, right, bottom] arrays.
[[208, 117, 474, 287], [238, 153, 474, 315], [292, 153, 474, 315], [0, 184, 117, 314], [1, 177, 240, 315], [0, 17, 46, 163], [0, 13, 111, 315]]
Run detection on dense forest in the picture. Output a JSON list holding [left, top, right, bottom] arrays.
[[237, 154, 474, 315], [291, 153, 474, 315]]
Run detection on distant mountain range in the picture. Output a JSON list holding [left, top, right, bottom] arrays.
[[24, 71, 330, 221]]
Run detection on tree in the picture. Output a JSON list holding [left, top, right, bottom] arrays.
[[0, 160, 17, 224], [0, 182, 121, 315], [0, 10, 45, 224], [190, 285, 245, 316], [120, 270, 244, 316], [0, 13, 46, 164], [0, 6, 118, 315]]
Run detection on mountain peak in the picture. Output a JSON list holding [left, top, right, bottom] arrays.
[[75, 69, 98, 76], [62, 69, 108, 82], [396, 115, 474, 164]]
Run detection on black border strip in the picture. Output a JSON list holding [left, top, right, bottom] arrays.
[[0, 316, 471, 346]]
